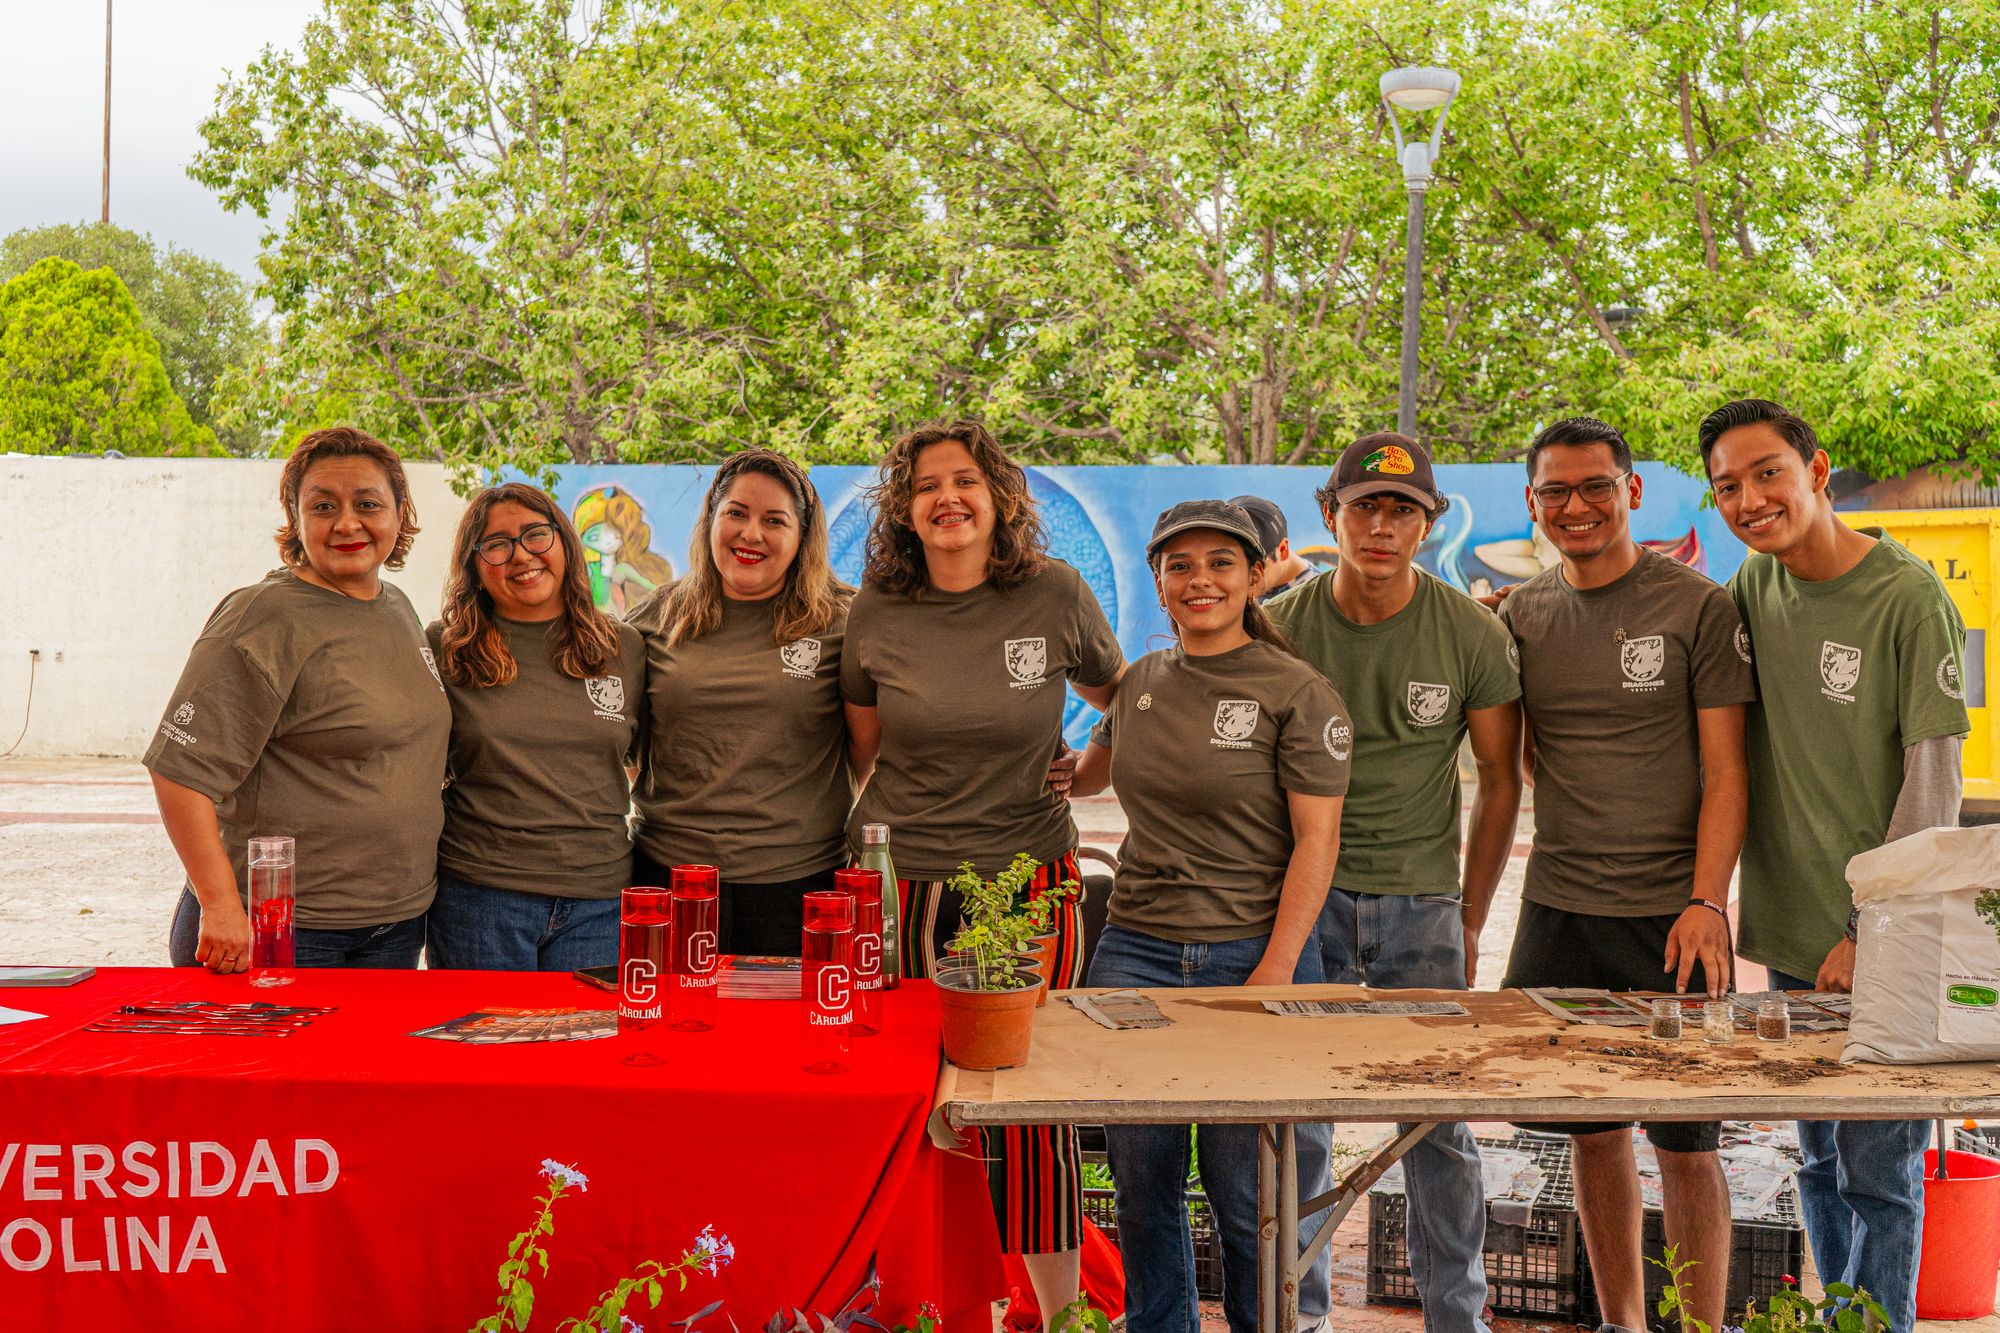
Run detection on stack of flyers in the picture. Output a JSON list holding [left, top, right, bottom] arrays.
[[411, 1007, 617, 1044], [718, 955, 801, 1000], [1524, 988, 1653, 1027], [1263, 999, 1469, 1017]]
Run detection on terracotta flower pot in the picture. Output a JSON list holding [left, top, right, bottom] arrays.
[[1022, 933, 1059, 1007], [936, 970, 1040, 1070]]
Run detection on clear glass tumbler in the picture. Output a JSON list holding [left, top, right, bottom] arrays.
[[247, 836, 296, 988]]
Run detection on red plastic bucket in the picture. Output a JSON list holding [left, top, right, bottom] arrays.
[[1918, 1148, 2000, 1320]]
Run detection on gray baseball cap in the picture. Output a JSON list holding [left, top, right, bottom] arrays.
[[1227, 495, 1289, 556], [1147, 500, 1267, 563]]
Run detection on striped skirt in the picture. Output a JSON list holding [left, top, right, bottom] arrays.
[[898, 849, 1084, 1255]]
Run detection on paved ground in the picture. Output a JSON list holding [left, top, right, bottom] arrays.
[[5, 758, 1995, 1331]]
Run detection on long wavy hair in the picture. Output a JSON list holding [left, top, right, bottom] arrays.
[[861, 419, 1047, 597], [436, 484, 622, 687], [1151, 533, 1299, 656], [641, 450, 849, 647], [275, 426, 419, 571]]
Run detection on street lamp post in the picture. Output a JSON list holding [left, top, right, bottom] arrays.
[[1379, 66, 1461, 437]]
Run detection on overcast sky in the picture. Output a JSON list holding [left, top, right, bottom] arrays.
[[0, 0, 320, 280]]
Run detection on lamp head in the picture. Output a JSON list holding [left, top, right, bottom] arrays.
[[1379, 66, 1461, 114]]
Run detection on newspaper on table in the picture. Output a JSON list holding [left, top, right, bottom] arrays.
[[1728, 989, 1851, 1033], [1524, 988, 1652, 1027], [1261, 999, 1468, 1017], [1066, 990, 1172, 1030]]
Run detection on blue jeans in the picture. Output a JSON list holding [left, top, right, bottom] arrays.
[[168, 887, 425, 969], [426, 871, 620, 971], [1321, 889, 1490, 1333], [1772, 969, 1925, 1331], [1086, 924, 1332, 1333]]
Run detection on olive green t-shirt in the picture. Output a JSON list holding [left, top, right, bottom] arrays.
[[425, 617, 645, 899], [1498, 548, 1757, 917], [1730, 530, 1970, 981], [1268, 570, 1519, 895], [628, 592, 851, 883], [1090, 641, 1352, 943], [143, 569, 451, 929], [841, 560, 1124, 881]]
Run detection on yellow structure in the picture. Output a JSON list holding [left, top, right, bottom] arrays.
[[1847, 509, 1997, 818]]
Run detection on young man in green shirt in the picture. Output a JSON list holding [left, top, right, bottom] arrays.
[[1269, 432, 1522, 1333], [1704, 398, 1969, 1332]]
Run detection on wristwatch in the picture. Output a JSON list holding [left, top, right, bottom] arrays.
[[1845, 907, 1860, 943]]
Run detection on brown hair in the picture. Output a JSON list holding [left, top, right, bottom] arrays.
[[641, 449, 849, 647], [1150, 530, 1299, 656], [861, 419, 1047, 597], [435, 484, 622, 687], [275, 426, 419, 570]]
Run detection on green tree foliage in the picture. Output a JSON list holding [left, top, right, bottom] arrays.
[[192, 0, 2000, 477], [0, 258, 219, 455], [0, 223, 265, 452]]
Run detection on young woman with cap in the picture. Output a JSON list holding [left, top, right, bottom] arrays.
[[425, 483, 646, 971], [626, 449, 852, 955], [842, 418, 1125, 1324], [1071, 499, 1351, 1333]]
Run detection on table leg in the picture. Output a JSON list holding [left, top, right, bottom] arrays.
[[1259, 1123, 1280, 1333]]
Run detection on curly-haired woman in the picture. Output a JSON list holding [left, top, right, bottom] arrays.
[[841, 419, 1125, 1321], [627, 449, 852, 955], [148, 426, 451, 972], [424, 483, 645, 971]]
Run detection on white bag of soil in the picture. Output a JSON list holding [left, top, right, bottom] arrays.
[[1842, 824, 2000, 1065]]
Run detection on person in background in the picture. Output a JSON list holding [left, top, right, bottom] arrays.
[[1073, 500, 1346, 1333], [1497, 417, 1751, 1333], [425, 483, 644, 971], [1267, 433, 1520, 1333], [1230, 494, 1321, 601], [148, 426, 450, 971], [843, 419, 1125, 1325], [1704, 398, 1968, 1333], [627, 450, 852, 954]]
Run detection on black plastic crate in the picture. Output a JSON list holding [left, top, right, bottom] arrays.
[[1579, 1179, 1805, 1327], [1080, 1151, 1224, 1299], [1366, 1131, 1587, 1321], [1955, 1123, 2000, 1157]]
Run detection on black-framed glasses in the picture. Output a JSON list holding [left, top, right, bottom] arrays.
[[476, 523, 558, 565], [1533, 473, 1630, 508]]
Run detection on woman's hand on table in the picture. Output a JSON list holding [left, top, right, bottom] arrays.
[[195, 899, 252, 974]]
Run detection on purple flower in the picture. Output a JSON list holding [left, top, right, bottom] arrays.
[[538, 1159, 590, 1192], [691, 1224, 735, 1274], [620, 1318, 644, 1333]]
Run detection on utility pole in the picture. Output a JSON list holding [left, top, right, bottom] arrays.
[[101, 0, 113, 224]]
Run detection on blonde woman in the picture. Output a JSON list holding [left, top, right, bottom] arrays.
[[627, 450, 852, 954], [425, 483, 645, 971], [573, 484, 674, 616]]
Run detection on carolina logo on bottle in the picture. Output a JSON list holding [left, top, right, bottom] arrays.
[[854, 935, 883, 989], [810, 964, 854, 1024], [620, 958, 660, 1017], [681, 930, 718, 978]]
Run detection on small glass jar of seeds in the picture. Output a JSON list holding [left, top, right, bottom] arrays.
[[1649, 998, 1683, 1040], [1757, 995, 1790, 1042], [1703, 998, 1735, 1045]]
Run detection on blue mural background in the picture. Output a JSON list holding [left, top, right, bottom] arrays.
[[542, 463, 1744, 746]]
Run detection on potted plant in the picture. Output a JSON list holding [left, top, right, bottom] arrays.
[[1017, 873, 1080, 1007], [935, 853, 1050, 1069]]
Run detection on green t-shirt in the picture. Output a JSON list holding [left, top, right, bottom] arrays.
[[426, 617, 645, 899], [143, 569, 451, 929], [1499, 548, 1757, 916], [629, 592, 851, 883], [841, 560, 1124, 881], [1091, 640, 1351, 942], [1730, 530, 1970, 981], [1268, 571, 1520, 895]]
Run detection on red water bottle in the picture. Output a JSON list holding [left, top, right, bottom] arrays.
[[619, 886, 670, 1045], [801, 890, 855, 1074], [670, 866, 720, 1032], [839, 869, 884, 1037]]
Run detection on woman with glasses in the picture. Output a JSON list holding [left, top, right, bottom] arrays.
[[424, 483, 645, 971]]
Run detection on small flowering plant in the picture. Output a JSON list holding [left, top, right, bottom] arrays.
[[470, 1160, 735, 1333], [943, 853, 1079, 990], [1654, 1245, 1890, 1333]]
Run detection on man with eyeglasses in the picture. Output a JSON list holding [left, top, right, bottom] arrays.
[[1269, 432, 1522, 1333], [1493, 417, 1754, 1333]]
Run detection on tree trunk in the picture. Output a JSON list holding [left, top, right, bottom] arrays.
[[1218, 384, 1247, 464]]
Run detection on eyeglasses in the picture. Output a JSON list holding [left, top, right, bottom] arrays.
[[476, 523, 558, 566], [1533, 474, 1630, 508]]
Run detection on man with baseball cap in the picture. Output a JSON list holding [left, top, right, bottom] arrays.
[[1229, 494, 1321, 601], [1268, 431, 1523, 1333]]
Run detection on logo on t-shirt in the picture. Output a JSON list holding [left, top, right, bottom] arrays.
[[173, 702, 195, 727], [586, 675, 628, 721], [1211, 700, 1260, 749], [780, 639, 822, 679], [1819, 641, 1862, 703], [1136, 692, 1153, 711], [1406, 682, 1451, 728], [1939, 653, 1964, 700], [1619, 635, 1665, 692], [1323, 715, 1352, 761], [1506, 640, 1520, 669], [420, 645, 444, 690], [1005, 638, 1048, 690], [1734, 625, 1753, 665], [160, 701, 198, 747]]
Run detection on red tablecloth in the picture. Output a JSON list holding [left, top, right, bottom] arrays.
[[0, 968, 1002, 1331]]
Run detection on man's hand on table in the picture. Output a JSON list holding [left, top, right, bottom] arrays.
[[1815, 937, 1856, 993], [195, 898, 252, 974], [1462, 918, 1484, 988], [1663, 904, 1731, 997], [1245, 957, 1295, 989]]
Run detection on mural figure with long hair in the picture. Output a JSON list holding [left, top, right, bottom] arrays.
[[571, 484, 675, 616]]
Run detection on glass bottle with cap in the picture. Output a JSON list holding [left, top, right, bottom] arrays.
[[858, 823, 900, 989]]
